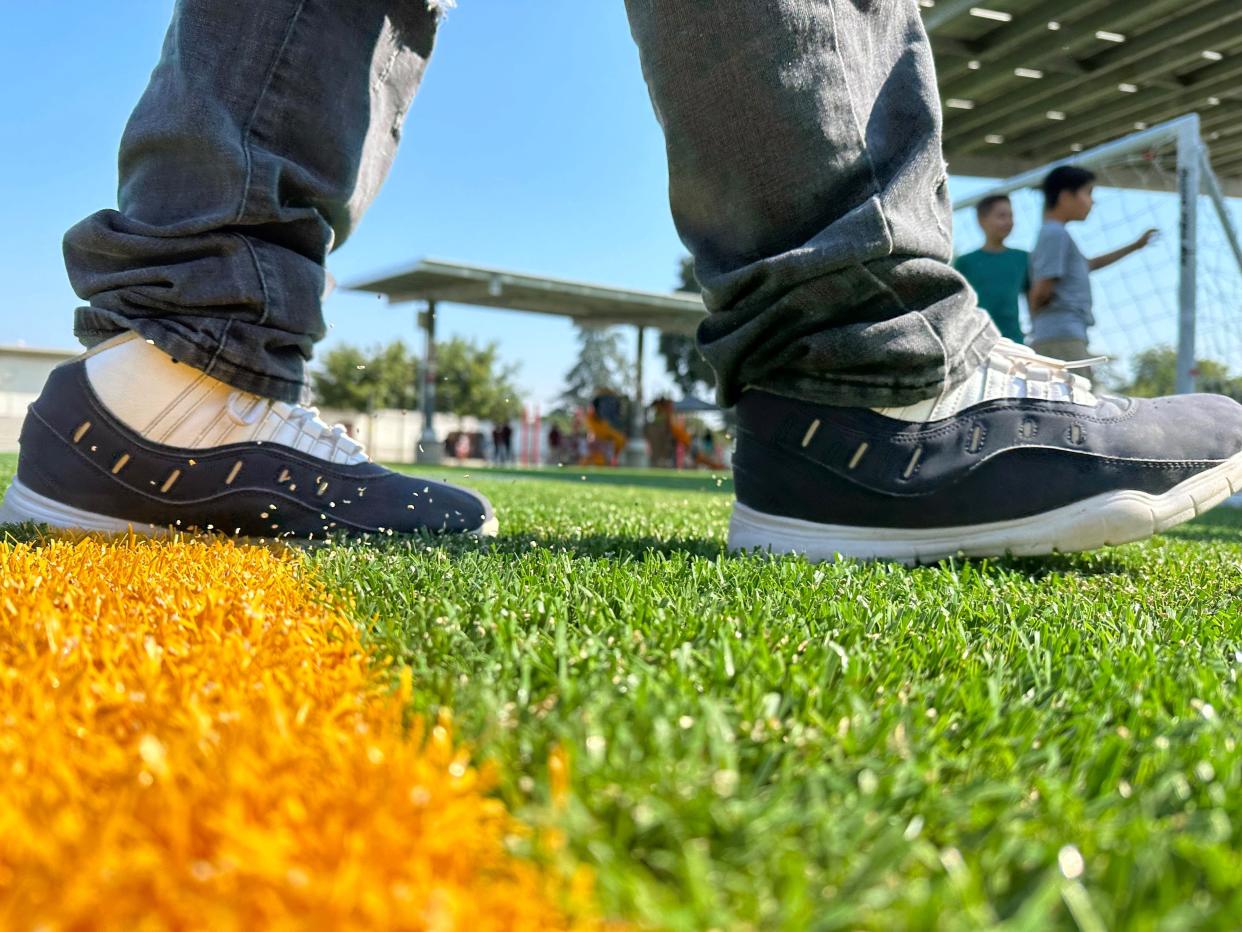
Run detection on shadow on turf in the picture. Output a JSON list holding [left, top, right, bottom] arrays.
[[391, 464, 734, 496], [361, 532, 1154, 576], [8, 511, 1237, 574], [370, 532, 730, 562], [0, 521, 1187, 575]]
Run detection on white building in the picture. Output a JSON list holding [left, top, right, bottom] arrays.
[[0, 345, 76, 452]]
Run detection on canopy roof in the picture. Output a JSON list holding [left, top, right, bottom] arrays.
[[349, 259, 706, 336], [925, 0, 1242, 192]]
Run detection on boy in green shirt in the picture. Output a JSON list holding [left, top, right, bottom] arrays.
[[954, 194, 1029, 343]]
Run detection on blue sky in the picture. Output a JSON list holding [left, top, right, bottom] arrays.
[[2, 2, 1234, 404], [0, 0, 687, 406]]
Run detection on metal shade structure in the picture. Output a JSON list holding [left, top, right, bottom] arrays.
[[350, 259, 706, 335], [926, 0, 1242, 194], [672, 396, 719, 414], [349, 259, 708, 466]]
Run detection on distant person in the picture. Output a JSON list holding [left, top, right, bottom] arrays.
[[6, 2, 1242, 563], [499, 423, 514, 465], [547, 424, 562, 463], [1028, 166, 1157, 375], [953, 195, 1028, 343]]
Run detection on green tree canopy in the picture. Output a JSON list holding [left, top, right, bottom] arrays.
[[434, 336, 524, 423], [312, 337, 523, 420], [1119, 346, 1242, 401], [560, 326, 630, 410], [311, 341, 420, 412]]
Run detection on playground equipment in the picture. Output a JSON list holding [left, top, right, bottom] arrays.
[[580, 392, 629, 466], [646, 398, 723, 470]]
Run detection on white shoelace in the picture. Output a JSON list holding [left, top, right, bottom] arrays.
[[990, 338, 1105, 401], [228, 392, 369, 465], [875, 339, 1106, 422]]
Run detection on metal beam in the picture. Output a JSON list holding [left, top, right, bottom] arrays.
[[938, 0, 1189, 100], [1036, 100, 1242, 165], [953, 116, 1197, 208], [931, 36, 982, 60], [954, 38, 1242, 155], [952, 57, 1242, 158], [922, 0, 979, 32], [942, 0, 1242, 146], [935, 0, 1108, 89], [386, 283, 495, 305], [994, 62, 1242, 158]]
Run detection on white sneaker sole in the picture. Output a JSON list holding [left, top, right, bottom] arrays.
[[0, 477, 500, 540], [728, 451, 1242, 565]]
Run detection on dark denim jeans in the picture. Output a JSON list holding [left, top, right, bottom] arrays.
[[65, 0, 997, 407]]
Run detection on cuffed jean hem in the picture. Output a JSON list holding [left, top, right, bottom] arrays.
[[75, 313, 306, 404], [742, 314, 1000, 409]]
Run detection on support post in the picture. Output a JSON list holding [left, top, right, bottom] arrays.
[[1201, 149, 1242, 275], [1176, 117, 1201, 395], [622, 325, 649, 467], [418, 300, 442, 464]]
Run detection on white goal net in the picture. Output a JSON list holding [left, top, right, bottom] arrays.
[[952, 114, 1242, 395]]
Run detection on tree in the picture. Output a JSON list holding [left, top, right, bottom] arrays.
[[312, 337, 523, 420], [311, 341, 420, 412], [657, 256, 716, 399], [560, 326, 630, 410], [1119, 346, 1242, 401], [434, 336, 524, 423]]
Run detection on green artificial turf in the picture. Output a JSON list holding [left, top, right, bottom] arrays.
[[5, 453, 1242, 929]]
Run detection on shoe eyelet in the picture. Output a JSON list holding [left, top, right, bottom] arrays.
[[901, 446, 924, 480], [800, 419, 821, 449], [966, 423, 987, 454]]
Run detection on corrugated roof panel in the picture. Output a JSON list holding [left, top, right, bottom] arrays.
[[926, 0, 1242, 189]]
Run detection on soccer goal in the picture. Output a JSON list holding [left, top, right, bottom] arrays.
[[952, 113, 1242, 395]]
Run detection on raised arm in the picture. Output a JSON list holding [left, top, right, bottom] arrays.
[[1090, 228, 1157, 272]]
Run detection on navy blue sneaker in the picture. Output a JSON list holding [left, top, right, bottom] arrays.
[[730, 341, 1242, 563], [0, 347, 496, 541]]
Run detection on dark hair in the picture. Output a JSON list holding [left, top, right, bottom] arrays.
[[1043, 166, 1096, 209], [975, 194, 1011, 218]]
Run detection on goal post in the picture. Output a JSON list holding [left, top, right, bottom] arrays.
[[952, 113, 1242, 395], [1176, 116, 1200, 396]]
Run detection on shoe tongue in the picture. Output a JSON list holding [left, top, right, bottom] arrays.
[[873, 342, 1099, 423]]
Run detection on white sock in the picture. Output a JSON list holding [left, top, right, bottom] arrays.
[[83, 333, 368, 465], [874, 339, 1102, 423]]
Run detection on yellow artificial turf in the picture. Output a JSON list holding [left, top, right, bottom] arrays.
[[0, 537, 594, 930]]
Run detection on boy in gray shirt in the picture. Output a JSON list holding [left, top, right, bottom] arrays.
[[1028, 166, 1156, 375]]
